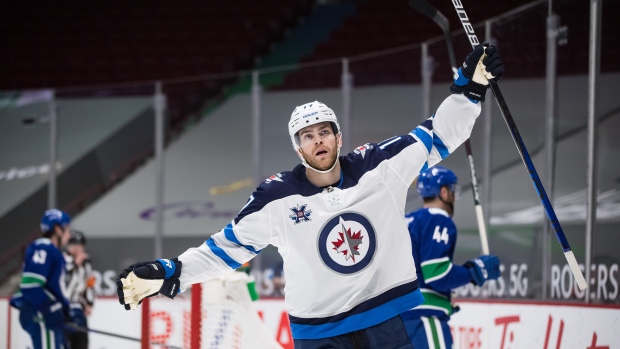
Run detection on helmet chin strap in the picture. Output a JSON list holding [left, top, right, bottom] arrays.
[[301, 147, 341, 174], [298, 135, 342, 174], [438, 196, 454, 217]]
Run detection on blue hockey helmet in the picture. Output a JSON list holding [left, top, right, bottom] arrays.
[[40, 209, 71, 233], [417, 166, 458, 198]]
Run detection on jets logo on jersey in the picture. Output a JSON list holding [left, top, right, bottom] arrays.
[[290, 204, 312, 224], [353, 143, 373, 158], [317, 212, 377, 274], [265, 173, 283, 183], [331, 225, 363, 262]]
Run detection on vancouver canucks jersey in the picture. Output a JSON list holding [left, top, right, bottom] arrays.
[[10, 238, 69, 312], [177, 93, 481, 339], [403, 208, 471, 319]]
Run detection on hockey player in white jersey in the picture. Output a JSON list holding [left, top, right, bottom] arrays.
[[117, 43, 504, 348]]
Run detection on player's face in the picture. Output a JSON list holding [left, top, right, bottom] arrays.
[[60, 226, 72, 247], [440, 185, 457, 203], [439, 185, 458, 216], [67, 243, 84, 255], [297, 122, 341, 171]]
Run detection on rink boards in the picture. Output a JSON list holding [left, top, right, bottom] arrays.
[[1, 296, 618, 349]]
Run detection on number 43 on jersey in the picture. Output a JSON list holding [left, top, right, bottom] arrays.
[[432, 226, 449, 244]]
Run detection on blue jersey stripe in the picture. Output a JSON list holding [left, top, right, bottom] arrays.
[[289, 279, 418, 325], [432, 134, 450, 159], [420, 161, 429, 174], [454, 67, 470, 86], [290, 288, 424, 339], [156, 259, 177, 279], [205, 238, 242, 269], [223, 223, 260, 254], [420, 119, 433, 131], [378, 136, 402, 150], [411, 127, 432, 153]]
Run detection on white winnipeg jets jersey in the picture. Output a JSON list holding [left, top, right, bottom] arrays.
[[178, 94, 481, 339]]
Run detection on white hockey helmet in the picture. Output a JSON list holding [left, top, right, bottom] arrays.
[[288, 101, 342, 173], [288, 101, 341, 151]]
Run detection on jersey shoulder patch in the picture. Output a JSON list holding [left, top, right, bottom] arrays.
[[353, 143, 374, 159], [264, 172, 285, 184]]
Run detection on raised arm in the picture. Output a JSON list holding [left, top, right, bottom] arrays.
[[388, 44, 503, 186], [117, 187, 277, 310]]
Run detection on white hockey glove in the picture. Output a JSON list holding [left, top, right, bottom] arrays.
[[450, 43, 504, 102], [116, 258, 182, 310]]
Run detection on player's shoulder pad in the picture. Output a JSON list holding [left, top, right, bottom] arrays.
[[256, 171, 294, 195], [425, 208, 456, 227], [404, 214, 415, 228], [33, 238, 52, 246], [374, 134, 419, 160], [237, 171, 295, 221], [30, 238, 60, 254], [427, 207, 450, 217], [405, 208, 427, 227]]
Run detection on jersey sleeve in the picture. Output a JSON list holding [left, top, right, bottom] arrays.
[[178, 185, 277, 291], [380, 93, 481, 187], [416, 213, 471, 292]]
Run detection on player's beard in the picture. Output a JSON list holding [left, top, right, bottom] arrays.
[[439, 193, 455, 216], [301, 147, 338, 172]]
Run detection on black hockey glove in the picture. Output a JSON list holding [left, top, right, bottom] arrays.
[[41, 301, 65, 327], [464, 254, 500, 286], [116, 258, 182, 310], [450, 43, 504, 102], [64, 306, 86, 334]]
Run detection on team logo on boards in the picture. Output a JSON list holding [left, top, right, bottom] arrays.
[[265, 173, 284, 183], [353, 143, 373, 158], [290, 204, 312, 224], [317, 212, 377, 274]]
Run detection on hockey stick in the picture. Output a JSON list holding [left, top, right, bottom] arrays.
[[446, 0, 587, 290], [66, 322, 187, 349], [409, 0, 490, 255]]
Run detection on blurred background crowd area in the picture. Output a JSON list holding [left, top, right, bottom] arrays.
[[1, 0, 619, 303]]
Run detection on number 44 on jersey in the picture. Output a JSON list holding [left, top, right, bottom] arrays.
[[433, 226, 449, 244]]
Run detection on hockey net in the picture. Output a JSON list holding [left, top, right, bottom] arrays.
[[142, 272, 283, 349]]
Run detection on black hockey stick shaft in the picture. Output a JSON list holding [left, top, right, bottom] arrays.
[[447, 0, 586, 289], [408, 0, 458, 74], [66, 322, 187, 349], [409, 0, 490, 254]]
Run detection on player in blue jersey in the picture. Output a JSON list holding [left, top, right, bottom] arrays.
[[117, 44, 504, 349], [401, 166, 501, 349], [10, 209, 78, 349]]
